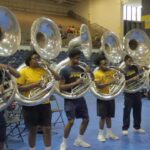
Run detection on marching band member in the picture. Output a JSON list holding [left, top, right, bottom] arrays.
[[94, 53, 119, 142], [0, 64, 20, 150], [122, 55, 145, 135], [59, 47, 91, 150], [17, 50, 60, 150]]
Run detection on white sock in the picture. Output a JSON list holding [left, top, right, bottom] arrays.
[[77, 134, 83, 140], [45, 146, 51, 150], [99, 129, 104, 135], [62, 137, 67, 144], [107, 128, 112, 134], [29, 147, 35, 150]]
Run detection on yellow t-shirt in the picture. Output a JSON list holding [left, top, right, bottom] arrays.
[[17, 66, 50, 104], [94, 69, 116, 94]]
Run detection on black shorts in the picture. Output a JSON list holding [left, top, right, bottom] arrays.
[[22, 104, 51, 128], [64, 97, 89, 120], [97, 99, 115, 118], [0, 111, 6, 142], [124, 92, 141, 100]]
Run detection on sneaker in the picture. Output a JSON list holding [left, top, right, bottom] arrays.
[[74, 138, 91, 148], [133, 128, 145, 134], [60, 142, 67, 150], [106, 132, 119, 140], [97, 134, 106, 142], [122, 130, 128, 136]]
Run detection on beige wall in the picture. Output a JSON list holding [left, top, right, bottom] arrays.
[[0, 0, 69, 16], [72, 0, 123, 37], [89, 0, 123, 37], [15, 11, 81, 44], [0, 0, 123, 42], [15, 11, 81, 30], [72, 0, 90, 20]]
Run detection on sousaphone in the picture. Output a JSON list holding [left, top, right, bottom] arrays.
[[15, 17, 61, 106], [123, 29, 150, 93], [0, 6, 21, 111], [90, 31, 126, 100], [55, 24, 92, 99]]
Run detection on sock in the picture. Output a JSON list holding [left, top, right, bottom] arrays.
[[29, 147, 35, 150], [77, 134, 83, 140], [107, 128, 112, 134], [63, 137, 67, 144], [45, 146, 51, 150], [99, 129, 104, 135]]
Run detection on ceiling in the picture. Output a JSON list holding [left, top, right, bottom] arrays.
[[54, 0, 142, 6], [51, 0, 81, 5], [123, 0, 142, 6]]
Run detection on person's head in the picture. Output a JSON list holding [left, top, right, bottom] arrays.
[[25, 51, 40, 68], [94, 52, 108, 71], [36, 32, 46, 48], [124, 55, 133, 66], [68, 47, 81, 65]]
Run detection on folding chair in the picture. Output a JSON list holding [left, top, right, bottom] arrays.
[[5, 102, 24, 143]]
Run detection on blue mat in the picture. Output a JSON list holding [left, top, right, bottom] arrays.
[[6, 92, 150, 150]]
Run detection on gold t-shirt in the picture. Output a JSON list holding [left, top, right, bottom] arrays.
[[17, 66, 50, 104], [94, 69, 116, 94]]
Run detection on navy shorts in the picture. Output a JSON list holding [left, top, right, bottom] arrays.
[[0, 111, 6, 142], [97, 99, 115, 118], [64, 97, 89, 120], [22, 104, 51, 128]]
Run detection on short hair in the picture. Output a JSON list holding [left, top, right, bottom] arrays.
[[25, 51, 38, 66], [68, 47, 81, 58], [94, 52, 107, 66]]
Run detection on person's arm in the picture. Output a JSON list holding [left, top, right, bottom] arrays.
[[0, 64, 20, 78], [126, 75, 139, 83], [94, 70, 116, 89], [48, 67, 61, 80], [58, 67, 83, 90], [18, 82, 41, 92], [0, 84, 4, 96], [7, 66, 20, 78], [17, 67, 42, 92], [85, 65, 94, 81], [126, 65, 141, 83], [95, 80, 115, 89], [59, 78, 83, 91]]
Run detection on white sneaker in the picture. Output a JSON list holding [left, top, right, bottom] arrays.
[[122, 130, 128, 136], [60, 142, 67, 150], [74, 138, 91, 148], [106, 132, 119, 140], [97, 134, 106, 142], [133, 128, 145, 134]]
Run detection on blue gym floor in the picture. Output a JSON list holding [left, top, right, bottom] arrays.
[[5, 92, 150, 150]]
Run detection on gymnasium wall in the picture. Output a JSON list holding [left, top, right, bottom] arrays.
[[89, 0, 123, 37], [142, 0, 150, 37], [0, 0, 124, 43], [72, 0, 123, 37], [0, 0, 82, 44]]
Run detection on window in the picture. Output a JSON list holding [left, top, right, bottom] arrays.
[[123, 5, 142, 21]]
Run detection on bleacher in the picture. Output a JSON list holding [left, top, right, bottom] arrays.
[[0, 50, 98, 70]]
